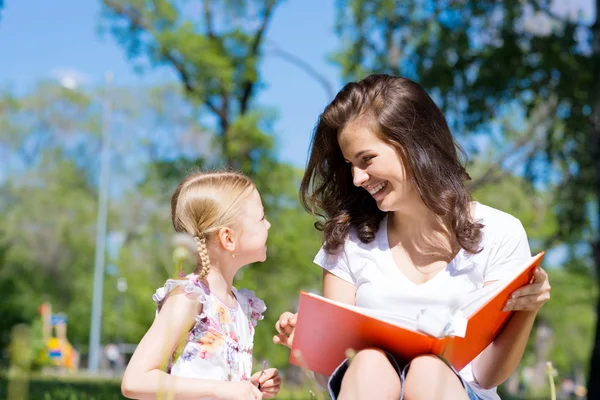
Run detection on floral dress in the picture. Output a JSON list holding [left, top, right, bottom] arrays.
[[152, 274, 266, 381]]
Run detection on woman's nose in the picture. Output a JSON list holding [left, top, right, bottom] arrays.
[[352, 166, 368, 187]]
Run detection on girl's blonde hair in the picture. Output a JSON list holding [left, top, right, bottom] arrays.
[[171, 170, 256, 279]]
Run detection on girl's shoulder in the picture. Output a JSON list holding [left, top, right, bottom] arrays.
[[233, 287, 266, 327], [153, 274, 210, 311]]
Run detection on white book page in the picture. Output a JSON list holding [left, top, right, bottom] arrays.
[[455, 255, 537, 317]]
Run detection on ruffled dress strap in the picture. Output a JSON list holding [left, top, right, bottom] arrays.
[[234, 288, 267, 327], [152, 274, 209, 316]]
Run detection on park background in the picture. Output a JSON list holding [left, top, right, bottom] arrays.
[[0, 0, 598, 399]]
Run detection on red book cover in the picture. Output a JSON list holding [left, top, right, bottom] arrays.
[[290, 252, 545, 376]]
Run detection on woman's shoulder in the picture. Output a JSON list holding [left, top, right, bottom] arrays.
[[318, 218, 387, 257], [473, 202, 524, 230], [472, 202, 527, 244], [347, 219, 387, 248]]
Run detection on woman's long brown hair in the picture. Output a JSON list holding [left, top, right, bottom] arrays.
[[300, 74, 483, 254]]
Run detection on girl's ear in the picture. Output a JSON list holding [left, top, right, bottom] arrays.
[[216, 227, 236, 254]]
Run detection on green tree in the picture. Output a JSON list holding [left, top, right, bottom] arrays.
[[0, 82, 236, 361], [101, 0, 281, 170], [0, 82, 100, 357], [332, 0, 599, 394], [101, 0, 326, 366]]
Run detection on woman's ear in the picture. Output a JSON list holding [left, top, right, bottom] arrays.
[[216, 227, 236, 254]]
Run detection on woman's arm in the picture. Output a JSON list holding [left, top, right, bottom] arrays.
[[273, 270, 357, 388], [273, 269, 357, 347], [322, 269, 357, 304], [472, 267, 551, 389], [121, 291, 219, 399], [311, 270, 357, 388]]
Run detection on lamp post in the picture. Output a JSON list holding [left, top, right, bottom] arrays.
[[116, 277, 128, 344], [87, 71, 113, 373]]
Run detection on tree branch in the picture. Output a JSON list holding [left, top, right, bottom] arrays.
[[103, 0, 149, 29], [469, 98, 558, 191], [526, 0, 588, 28], [384, 17, 401, 77], [103, 0, 225, 122], [266, 41, 336, 100], [204, 0, 214, 38], [239, 0, 277, 114], [469, 135, 547, 191]]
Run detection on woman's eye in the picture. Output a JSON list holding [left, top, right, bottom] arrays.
[[363, 155, 374, 162]]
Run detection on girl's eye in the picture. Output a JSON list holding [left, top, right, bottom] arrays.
[[363, 155, 374, 163]]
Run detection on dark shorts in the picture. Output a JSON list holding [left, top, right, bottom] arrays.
[[327, 352, 484, 400]]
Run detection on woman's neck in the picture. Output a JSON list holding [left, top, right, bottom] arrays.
[[387, 199, 458, 260]]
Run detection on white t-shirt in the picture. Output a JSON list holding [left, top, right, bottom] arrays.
[[314, 202, 531, 400]]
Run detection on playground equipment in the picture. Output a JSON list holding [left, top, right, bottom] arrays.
[[39, 303, 79, 371]]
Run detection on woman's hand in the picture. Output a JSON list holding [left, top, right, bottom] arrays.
[[251, 368, 281, 399], [504, 267, 551, 312], [272, 312, 297, 348]]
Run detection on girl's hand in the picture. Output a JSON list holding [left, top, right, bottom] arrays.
[[251, 368, 281, 399], [504, 267, 551, 312], [219, 381, 262, 400], [273, 312, 297, 348]]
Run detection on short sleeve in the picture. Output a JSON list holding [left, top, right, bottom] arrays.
[[235, 288, 266, 327], [313, 244, 355, 285], [483, 220, 532, 282], [152, 274, 208, 315]]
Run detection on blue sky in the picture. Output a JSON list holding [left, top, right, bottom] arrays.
[[0, 0, 341, 167], [1, 0, 593, 167], [1, 0, 594, 268]]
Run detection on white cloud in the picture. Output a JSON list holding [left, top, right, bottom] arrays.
[[50, 68, 90, 89]]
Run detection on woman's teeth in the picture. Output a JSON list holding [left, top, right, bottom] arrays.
[[368, 182, 386, 195]]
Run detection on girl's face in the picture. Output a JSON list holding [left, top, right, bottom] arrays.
[[337, 119, 417, 212], [235, 188, 271, 264]]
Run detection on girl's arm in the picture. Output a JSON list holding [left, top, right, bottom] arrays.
[[121, 290, 220, 399], [472, 267, 551, 389]]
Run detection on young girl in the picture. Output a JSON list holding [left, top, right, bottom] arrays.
[[122, 171, 281, 400], [274, 74, 551, 400]]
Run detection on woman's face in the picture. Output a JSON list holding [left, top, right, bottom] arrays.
[[337, 119, 417, 212]]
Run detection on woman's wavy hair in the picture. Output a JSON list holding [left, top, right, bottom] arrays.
[[300, 74, 483, 254]]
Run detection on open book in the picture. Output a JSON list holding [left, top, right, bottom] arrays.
[[289, 252, 545, 376]]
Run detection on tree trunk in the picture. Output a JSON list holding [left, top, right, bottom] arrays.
[[530, 321, 553, 391], [587, 1, 600, 398], [504, 371, 520, 396], [589, 291, 600, 398]]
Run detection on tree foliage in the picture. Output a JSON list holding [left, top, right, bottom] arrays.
[[333, 0, 598, 393]]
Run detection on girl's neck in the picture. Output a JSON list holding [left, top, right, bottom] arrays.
[[203, 261, 239, 304]]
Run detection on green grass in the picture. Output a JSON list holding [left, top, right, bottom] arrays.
[[1, 371, 547, 399], [0, 372, 326, 399]]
